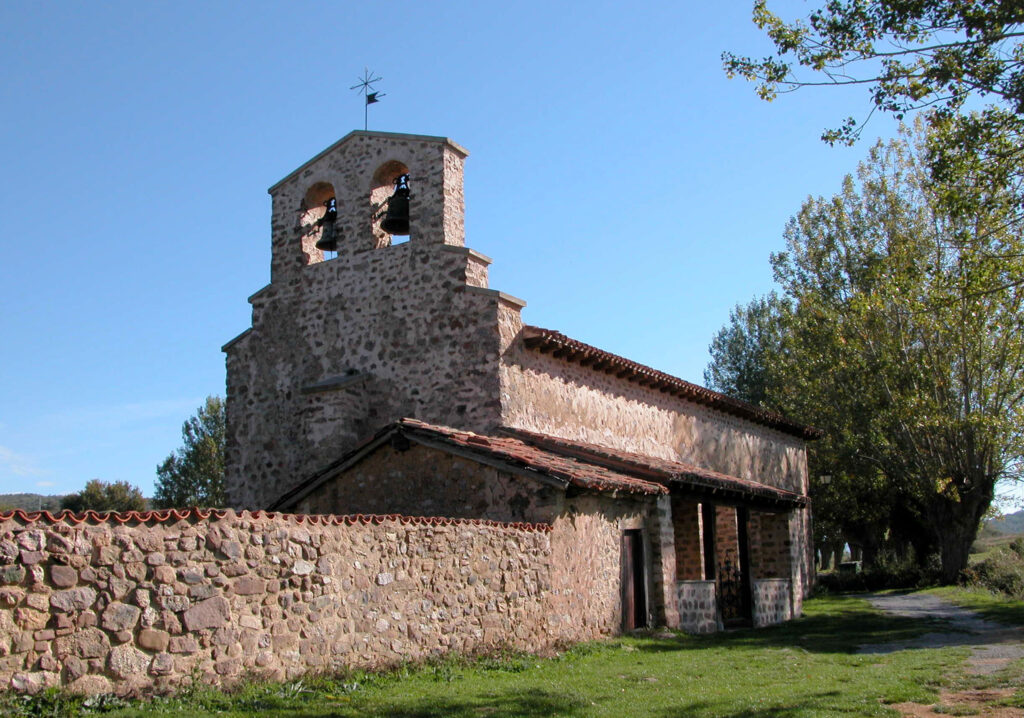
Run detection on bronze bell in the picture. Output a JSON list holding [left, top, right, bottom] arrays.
[[315, 198, 339, 251], [380, 174, 411, 235], [314, 232, 338, 252]]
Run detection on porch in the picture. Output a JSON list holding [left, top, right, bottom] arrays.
[[672, 499, 797, 632]]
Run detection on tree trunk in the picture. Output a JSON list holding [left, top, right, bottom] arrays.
[[932, 488, 991, 584], [937, 522, 974, 584]]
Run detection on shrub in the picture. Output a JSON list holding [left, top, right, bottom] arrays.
[[963, 547, 1024, 598], [816, 550, 940, 593]]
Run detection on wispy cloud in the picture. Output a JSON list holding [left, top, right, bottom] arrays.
[[43, 398, 205, 433], [35, 481, 56, 488], [0, 445, 49, 478]]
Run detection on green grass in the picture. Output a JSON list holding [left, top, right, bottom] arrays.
[[927, 585, 1024, 626], [0, 595, 983, 718]]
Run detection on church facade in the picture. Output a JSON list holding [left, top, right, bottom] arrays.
[[223, 130, 817, 633]]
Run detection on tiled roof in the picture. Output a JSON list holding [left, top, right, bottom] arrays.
[[503, 427, 807, 508], [520, 326, 822, 441], [272, 419, 807, 511], [397, 418, 668, 496], [0, 507, 550, 532]]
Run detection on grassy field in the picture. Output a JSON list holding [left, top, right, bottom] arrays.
[[5, 592, 1021, 718]]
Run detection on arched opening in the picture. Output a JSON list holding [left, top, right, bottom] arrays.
[[370, 160, 410, 248], [298, 182, 338, 261]]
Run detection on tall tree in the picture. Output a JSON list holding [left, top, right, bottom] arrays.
[[704, 293, 790, 409], [154, 396, 226, 509], [61, 479, 147, 513], [707, 125, 1024, 581]]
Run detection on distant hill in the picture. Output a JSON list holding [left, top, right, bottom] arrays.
[[0, 493, 64, 512], [988, 510, 1024, 536]]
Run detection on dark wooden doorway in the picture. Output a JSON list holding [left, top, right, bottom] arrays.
[[717, 507, 753, 627], [622, 529, 647, 631]]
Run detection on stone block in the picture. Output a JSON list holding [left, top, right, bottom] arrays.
[[101, 602, 141, 632], [108, 644, 149, 679], [25, 592, 49, 611], [54, 627, 109, 659], [66, 674, 112, 695], [0, 540, 18, 563], [149, 652, 174, 675], [183, 596, 230, 631], [0, 565, 25, 585], [15, 607, 48, 630], [138, 628, 170, 652], [152, 565, 176, 584], [63, 655, 86, 681], [49, 565, 78, 588], [158, 595, 190, 612], [233, 576, 265, 595], [168, 635, 199, 654], [189, 584, 217, 600], [18, 531, 45, 552]]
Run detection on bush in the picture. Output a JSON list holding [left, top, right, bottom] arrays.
[[816, 550, 940, 593], [962, 546, 1024, 598]]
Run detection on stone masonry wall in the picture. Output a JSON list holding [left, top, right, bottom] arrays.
[[0, 510, 565, 695], [496, 305, 808, 495], [292, 444, 561, 523], [546, 495, 644, 638], [676, 581, 717, 634], [671, 499, 703, 581], [749, 511, 792, 580], [225, 245, 513, 510], [752, 579, 793, 627]]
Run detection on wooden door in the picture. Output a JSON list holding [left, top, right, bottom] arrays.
[[622, 529, 647, 631]]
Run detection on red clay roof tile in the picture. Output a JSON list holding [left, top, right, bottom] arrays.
[[0, 507, 551, 532], [501, 427, 807, 507]]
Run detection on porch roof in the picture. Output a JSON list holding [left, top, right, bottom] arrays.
[[270, 419, 806, 512], [502, 427, 808, 509]]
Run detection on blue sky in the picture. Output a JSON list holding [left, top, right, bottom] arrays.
[[0, 1, 905, 499]]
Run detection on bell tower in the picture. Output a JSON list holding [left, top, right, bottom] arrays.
[[267, 131, 469, 281], [223, 131, 526, 510]]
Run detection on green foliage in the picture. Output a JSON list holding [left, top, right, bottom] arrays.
[[723, 1, 1024, 145], [0, 494, 64, 512], [703, 293, 789, 408], [818, 549, 941, 593], [154, 396, 225, 509], [706, 121, 1024, 582], [59, 479, 147, 514], [962, 544, 1024, 598]]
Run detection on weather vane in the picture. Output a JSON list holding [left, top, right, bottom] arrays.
[[351, 68, 385, 131]]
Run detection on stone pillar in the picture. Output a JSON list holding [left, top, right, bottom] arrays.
[[648, 494, 680, 628]]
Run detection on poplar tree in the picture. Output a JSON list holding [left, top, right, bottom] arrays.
[[708, 124, 1024, 581], [154, 396, 226, 509]]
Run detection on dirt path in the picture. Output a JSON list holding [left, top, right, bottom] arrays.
[[858, 592, 1024, 717]]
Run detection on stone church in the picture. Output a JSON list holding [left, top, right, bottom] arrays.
[[222, 130, 818, 633]]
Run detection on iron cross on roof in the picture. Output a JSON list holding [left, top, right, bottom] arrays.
[[351, 68, 385, 131]]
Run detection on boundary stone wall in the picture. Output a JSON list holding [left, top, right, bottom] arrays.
[[0, 509, 557, 695]]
